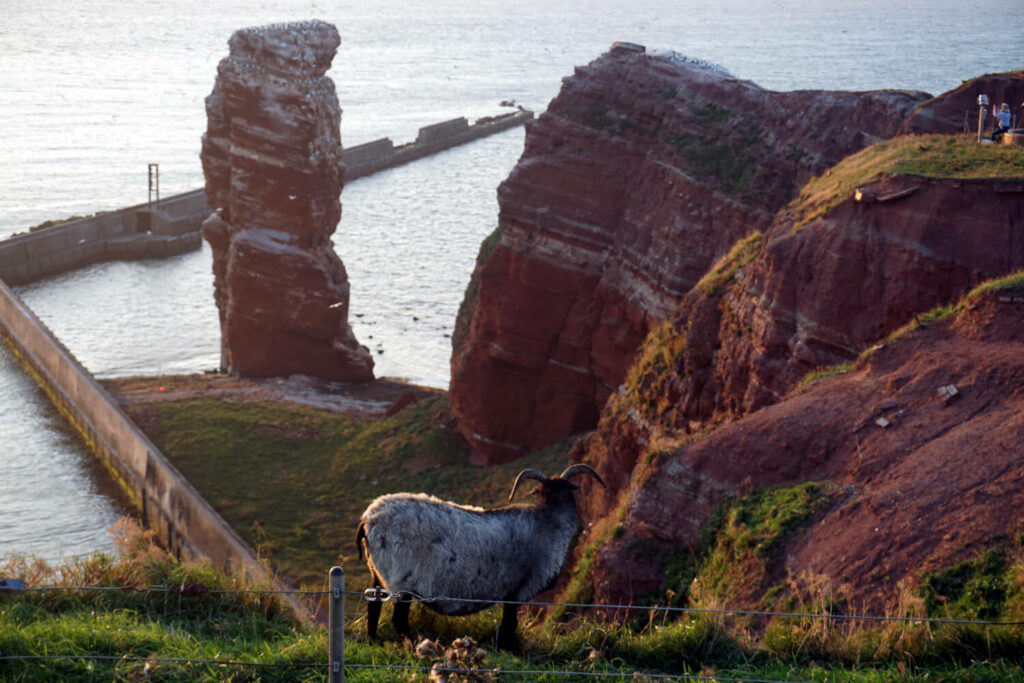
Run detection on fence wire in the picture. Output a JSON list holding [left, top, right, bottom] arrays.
[[0, 654, 319, 669], [16, 582, 1024, 627], [351, 587, 1024, 628], [4, 578, 1024, 683]]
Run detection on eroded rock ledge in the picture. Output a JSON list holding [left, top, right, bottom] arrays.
[[450, 42, 926, 464], [201, 21, 374, 382]]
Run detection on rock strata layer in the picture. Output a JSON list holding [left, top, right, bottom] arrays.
[[576, 174, 1024, 523], [450, 43, 926, 464], [201, 21, 374, 381]]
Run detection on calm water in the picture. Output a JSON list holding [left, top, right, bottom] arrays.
[[2, 0, 1022, 562]]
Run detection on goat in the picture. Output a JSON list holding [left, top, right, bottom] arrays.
[[355, 463, 605, 649]]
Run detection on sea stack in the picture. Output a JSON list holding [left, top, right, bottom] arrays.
[[200, 21, 374, 381]]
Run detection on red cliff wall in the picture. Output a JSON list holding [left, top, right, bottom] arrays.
[[578, 176, 1024, 518], [450, 43, 926, 464], [200, 21, 374, 382], [717, 179, 1024, 415]]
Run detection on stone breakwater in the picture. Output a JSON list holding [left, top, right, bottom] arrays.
[[0, 193, 206, 287], [0, 278, 309, 622], [0, 110, 530, 288], [200, 20, 374, 382]]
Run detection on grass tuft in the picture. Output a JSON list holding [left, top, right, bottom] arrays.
[[790, 134, 1024, 230]]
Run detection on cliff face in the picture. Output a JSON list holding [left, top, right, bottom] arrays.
[[588, 287, 1024, 607], [200, 21, 374, 382], [577, 173, 1024, 522], [716, 178, 1024, 414], [449, 43, 927, 464]]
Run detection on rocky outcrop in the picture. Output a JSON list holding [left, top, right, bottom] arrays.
[[716, 177, 1024, 415], [577, 172, 1024, 522], [588, 286, 1024, 608], [200, 21, 374, 382], [450, 42, 928, 464]]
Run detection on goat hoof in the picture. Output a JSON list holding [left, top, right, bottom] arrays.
[[496, 636, 521, 653]]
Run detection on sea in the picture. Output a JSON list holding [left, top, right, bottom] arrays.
[[1, 0, 1022, 563]]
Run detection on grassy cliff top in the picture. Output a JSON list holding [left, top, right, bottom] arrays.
[[791, 134, 1024, 228]]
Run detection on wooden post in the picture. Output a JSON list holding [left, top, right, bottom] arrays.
[[329, 566, 345, 683]]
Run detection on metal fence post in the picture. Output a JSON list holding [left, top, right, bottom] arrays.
[[329, 566, 345, 683]]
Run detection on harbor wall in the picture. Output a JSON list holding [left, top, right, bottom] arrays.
[[0, 192, 207, 286], [0, 109, 532, 614], [344, 110, 531, 181], [0, 278, 308, 619], [0, 110, 532, 286]]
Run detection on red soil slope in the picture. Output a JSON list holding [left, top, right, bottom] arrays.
[[588, 289, 1024, 607]]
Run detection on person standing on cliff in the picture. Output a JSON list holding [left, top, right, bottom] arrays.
[[991, 102, 1012, 141]]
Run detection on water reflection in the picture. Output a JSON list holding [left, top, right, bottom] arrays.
[[0, 343, 131, 564]]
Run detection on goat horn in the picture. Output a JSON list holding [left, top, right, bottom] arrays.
[[559, 463, 606, 488], [509, 469, 548, 501]]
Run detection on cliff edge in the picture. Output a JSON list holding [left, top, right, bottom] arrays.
[[588, 279, 1024, 608]]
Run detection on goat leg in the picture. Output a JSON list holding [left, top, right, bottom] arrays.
[[367, 579, 383, 640], [496, 600, 519, 651], [392, 592, 413, 638]]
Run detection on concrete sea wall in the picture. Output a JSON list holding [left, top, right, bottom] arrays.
[[0, 278, 307, 619], [343, 110, 532, 180], [0, 109, 531, 612], [0, 110, 532, 286], [0, 192, 207, 286]]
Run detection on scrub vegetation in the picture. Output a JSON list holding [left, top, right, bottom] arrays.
[[878, 269, 1024, 349], [452, 225, 504, 353]]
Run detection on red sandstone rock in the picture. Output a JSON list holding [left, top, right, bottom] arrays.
[[450, 43, 926, 464], [588, 290, 1024, 609], [200, 21, 374, 382], [576, 175, 1024, 523], [717, 178, 1024, 415]]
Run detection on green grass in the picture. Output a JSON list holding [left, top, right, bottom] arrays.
[[19, 364, 1024, 679], [920, 548, 1013, 621], [794, 362, 854, 393], [690, 483, 837, 607], [695, 231, 764, 297], [867, 269, 1024, 352], [7, 488, 1024, 680], [620, 320, 686, 421], [791, 134, 1024, 229], [0, 522, 324, 681], [131, 394, 572, 592], [965, 269, 1024, 300]]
